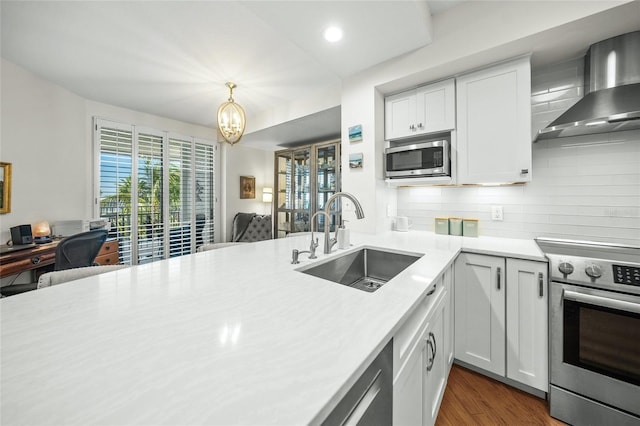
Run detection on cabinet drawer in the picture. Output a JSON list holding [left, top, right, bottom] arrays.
[[0, 251, 56, 276], [98, 240, 118, 257], [394, 278, 445, 377], [95, 251, 119, 266]]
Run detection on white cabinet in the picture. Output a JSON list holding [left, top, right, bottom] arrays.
[[385, 78, 455, 140], [442, 264, 454, 371], [506, 259, 548, 391], [454, 253, 548, 392], [393, 265, 453, 426], [454, 253, 506, 376], [456, 57, 532, 184], [423, 295, 447, 426]]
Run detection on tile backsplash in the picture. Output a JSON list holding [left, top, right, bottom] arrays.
[[397, 59, 640, 246]]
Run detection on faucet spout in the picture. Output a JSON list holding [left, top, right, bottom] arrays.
[[316, 192, 365, 254]]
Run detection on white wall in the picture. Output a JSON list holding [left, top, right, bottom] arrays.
[[340, 1, 637, 234], [222, 143, 273, 241], [0, 59, 89, 243], [396, 56, 640, 246], [0, 59, 225, 245]]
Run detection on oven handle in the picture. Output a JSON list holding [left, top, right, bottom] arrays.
[[564, 289, 640, 315]]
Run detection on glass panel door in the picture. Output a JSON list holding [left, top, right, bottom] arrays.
[[276, 152, 292, 238], [316, 144, 339, 233], [273, 140, 340, 239], [292, 148, 311, 233]]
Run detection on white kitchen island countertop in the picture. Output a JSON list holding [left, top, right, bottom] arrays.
[[0, 231, 545, 425]]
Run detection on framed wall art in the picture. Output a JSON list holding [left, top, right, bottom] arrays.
[[0, 162, 11, 214], [349, 153, 363, 169], [240, 176, 255, 199], [348, 124, 362, 143]]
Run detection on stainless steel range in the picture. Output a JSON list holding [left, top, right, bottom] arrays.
[[536, 238, 640, 426]]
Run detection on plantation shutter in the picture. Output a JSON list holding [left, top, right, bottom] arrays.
[[95, 118, 216, 265], [168, 137, 193, 257], [136, 131, 165, 264], [195, 141, 215, 246], [97, 122, 134, 265]]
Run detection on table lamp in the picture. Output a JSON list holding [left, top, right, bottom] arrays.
[[262, 187, 273, 216], [262, 187, 273, 203], [32, 221, 52, 244]]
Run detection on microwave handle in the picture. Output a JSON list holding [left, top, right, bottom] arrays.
[[564, 290, 640, 315]]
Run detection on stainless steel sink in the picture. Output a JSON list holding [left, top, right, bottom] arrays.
[[298, 247, 423, 293]]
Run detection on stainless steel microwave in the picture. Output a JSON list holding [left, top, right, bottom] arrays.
[[385, 140, 450, 179]]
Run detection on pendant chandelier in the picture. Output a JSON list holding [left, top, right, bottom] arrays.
[[217, 82, 246, 145]]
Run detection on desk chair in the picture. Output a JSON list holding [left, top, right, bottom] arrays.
[[0, 229, 109, 297]]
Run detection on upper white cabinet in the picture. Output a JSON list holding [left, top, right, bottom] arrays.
[[454, 252, 548, 392], [456, 57, 532, 184], [385, 78, 455, 140]]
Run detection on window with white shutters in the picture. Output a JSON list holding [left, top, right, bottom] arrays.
[[95, 119, 216, 265]]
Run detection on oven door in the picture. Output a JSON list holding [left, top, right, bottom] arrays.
[[550, 282, 640, 416]]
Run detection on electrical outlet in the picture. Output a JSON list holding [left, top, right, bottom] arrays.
[[491, 205, 504, 221]]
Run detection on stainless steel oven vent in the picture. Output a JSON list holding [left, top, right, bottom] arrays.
[[536, 31, 640, 141]]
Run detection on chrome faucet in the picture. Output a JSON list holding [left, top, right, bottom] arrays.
[[313, 192, 365, 254]]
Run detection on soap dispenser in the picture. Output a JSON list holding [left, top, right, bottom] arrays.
[[337, 220, 350, 249]]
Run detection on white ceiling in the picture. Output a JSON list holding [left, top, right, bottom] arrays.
[[5, 1, 633, 151], [1, 1, 461, 149]]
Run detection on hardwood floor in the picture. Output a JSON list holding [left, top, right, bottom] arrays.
[[435, 365, 566, 426]]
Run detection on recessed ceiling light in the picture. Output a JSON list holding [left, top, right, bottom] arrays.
[[323, 26, 343, 43]]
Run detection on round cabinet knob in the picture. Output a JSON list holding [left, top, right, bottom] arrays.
[[558, 262, 574, 275], [585, 264, 603, 279]]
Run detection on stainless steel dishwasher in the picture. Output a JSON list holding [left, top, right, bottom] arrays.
[[321, 340, 392, 426]]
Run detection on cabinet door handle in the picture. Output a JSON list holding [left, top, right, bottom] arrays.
[[497, 267, 501, 290], [425, 334, 435, 372], [431, 332, 437, 364], [417, 122, 423, 129], [426, 283, 437, 296], [539, 272, 544, 297]]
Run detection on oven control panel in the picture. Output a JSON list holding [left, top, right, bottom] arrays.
[[546, 255, 640, 295], [613, 265, 640, 286]]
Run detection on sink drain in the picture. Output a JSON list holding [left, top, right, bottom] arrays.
[[351, 277, 387, 293]]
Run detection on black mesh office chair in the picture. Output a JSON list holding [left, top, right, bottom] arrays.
[[54, 229, 108, 270], [0, 229, 109, 297]]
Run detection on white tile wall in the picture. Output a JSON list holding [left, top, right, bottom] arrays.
[[397, 58, 640, 246]]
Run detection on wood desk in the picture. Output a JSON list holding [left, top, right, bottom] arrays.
[[0, 239, 119, 279]]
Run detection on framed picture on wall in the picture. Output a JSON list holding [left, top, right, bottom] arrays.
[[0, 162, 11, 214], [240, 176, 255, 199]]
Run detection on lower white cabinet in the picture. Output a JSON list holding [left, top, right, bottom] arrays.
[[505, 258, 548, 391], [423, 295, 446, 425], [393, 265, 453, 426], [454, 253, 506, 376], [454, 253, 548, 392]]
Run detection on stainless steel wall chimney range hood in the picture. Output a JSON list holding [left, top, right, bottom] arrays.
[[535, 31, 640, 141]]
